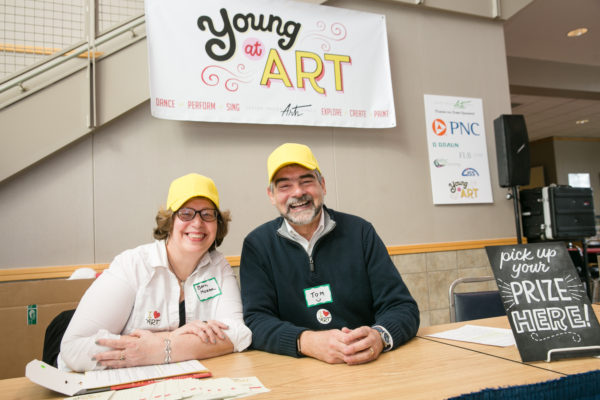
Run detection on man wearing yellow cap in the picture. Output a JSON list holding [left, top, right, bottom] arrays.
[[240, 143, 419, 365]]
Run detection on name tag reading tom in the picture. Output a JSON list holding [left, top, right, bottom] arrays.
[[194, 278, 222, 302], [304, 284, 333, 307]]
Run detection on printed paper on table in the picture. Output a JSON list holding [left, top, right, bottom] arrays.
[[25, 359, 209, 396]]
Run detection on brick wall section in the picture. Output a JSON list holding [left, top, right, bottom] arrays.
[[392, 249, 497, 327]]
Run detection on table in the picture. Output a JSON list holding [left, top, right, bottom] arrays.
[[0, 338, 566, 400], [4, 306, 600, 400], [418, 304, 600, 375]]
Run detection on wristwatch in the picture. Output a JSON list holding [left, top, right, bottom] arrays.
[[373, 325, 393, 352]]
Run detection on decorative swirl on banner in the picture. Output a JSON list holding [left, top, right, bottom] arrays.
[[201, 64, 252, 92], [302, 21, 347, 51], [530, 331, 582, 343]]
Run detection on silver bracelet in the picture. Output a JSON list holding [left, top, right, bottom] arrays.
[[164, 338, 172, 364]]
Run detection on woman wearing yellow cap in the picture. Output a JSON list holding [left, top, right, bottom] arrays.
[[58, 173, 251, 371]]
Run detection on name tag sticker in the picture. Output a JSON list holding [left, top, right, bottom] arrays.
[[194, 277, 222, 302], [304, 284, 333, 307]]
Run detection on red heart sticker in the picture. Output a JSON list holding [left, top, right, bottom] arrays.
[[323, 311, 330, 316], [153, 311, 161, 319]]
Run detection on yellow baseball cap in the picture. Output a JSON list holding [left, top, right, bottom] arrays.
[[166, 173, 219, 211], [267, 143, 321, 183]]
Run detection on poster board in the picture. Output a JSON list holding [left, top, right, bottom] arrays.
[[145, 0, 396, 128], [423, 94, 493, 204], [485, 242, 600, 362]]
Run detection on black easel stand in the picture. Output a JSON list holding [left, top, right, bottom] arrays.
[[582, 239, 593, 300], [545, 345, 600, 362]]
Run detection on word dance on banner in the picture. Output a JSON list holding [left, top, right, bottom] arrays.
[[145, 0, 396, 128]]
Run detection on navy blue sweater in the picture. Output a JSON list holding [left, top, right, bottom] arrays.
[[240, 207, 420, 357]]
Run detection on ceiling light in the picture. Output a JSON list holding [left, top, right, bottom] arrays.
[[576, 119, 589, 125], [567, 28, 588, 37]]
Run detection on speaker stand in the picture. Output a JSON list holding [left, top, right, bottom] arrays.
[[509, 186, 523, 244]]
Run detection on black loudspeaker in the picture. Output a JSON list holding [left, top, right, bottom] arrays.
[[493, 114, 531, 187]]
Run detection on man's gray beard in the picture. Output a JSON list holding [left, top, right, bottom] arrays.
[[282, 203, 322, 226]]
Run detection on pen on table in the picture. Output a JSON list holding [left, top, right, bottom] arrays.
[[110, 372, 212, 391]]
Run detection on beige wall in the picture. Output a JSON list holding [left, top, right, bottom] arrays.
[[554, 139, 600, 215], [529, 138, 557, 185], [0, 1, 517, 272]]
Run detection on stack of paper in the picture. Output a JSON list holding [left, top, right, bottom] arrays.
[[25, 359, 210, 396]]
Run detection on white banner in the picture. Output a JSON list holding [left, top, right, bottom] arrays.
[[423, 94, 493, 204], [145, 0, 396, 128]]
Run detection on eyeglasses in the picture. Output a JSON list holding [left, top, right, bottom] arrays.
[[175, 207, 219, 222]]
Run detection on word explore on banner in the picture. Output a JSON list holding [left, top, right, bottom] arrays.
[[145, 0, 396, 128], [486, 242, 600, 362]]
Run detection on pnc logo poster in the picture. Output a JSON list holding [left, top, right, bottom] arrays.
[[423, 94, 492, 204], [432, 119, 447, 136]]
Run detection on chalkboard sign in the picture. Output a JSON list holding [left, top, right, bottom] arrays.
[[486, 242, 600, 362]]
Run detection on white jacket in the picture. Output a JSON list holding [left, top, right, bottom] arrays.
[[59, 240, 251, 371]]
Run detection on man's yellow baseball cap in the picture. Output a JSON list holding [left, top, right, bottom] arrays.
[[267, 143, 321, 183], [166, 173, 220, 211]]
